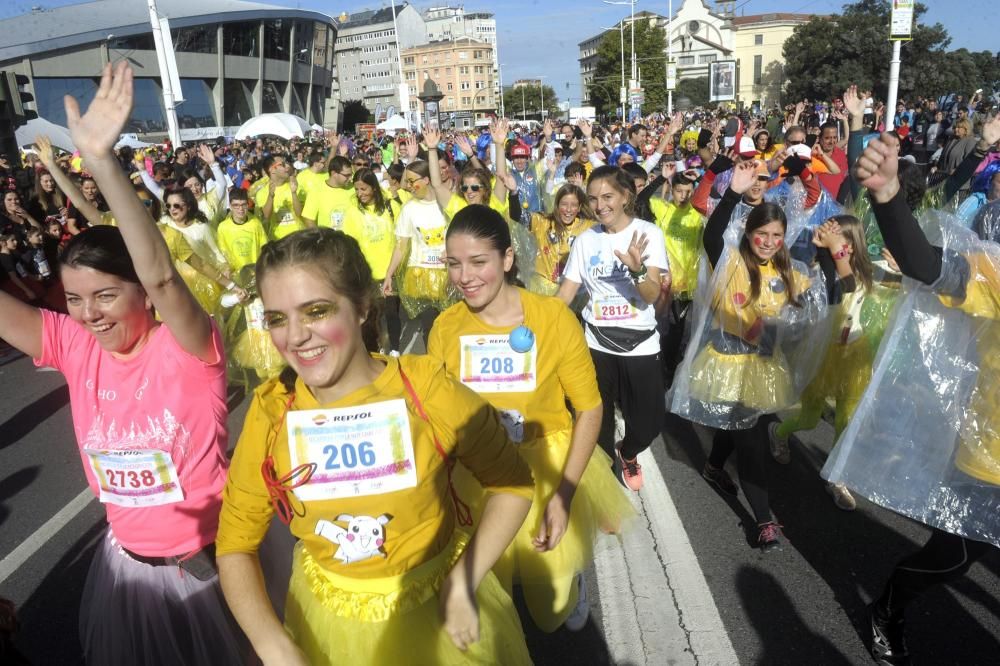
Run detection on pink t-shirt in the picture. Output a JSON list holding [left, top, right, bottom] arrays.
[[36, 310, 229, 556]]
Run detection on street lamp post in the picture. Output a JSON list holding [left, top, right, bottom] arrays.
[[603, 0, 639, 116], [536, 76, 547, 120], [601, 23, 626, 120]]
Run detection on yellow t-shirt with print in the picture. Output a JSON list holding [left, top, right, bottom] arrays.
[[216, 215, 269, 273], [296, 168, 327, 200], [530, 214, 594, 285], [254, 182, 305, 240], [216, 355, 534, 576], [712, 255, 810, 345], [427, 287, 601, 444], [652, 200, 705, 300], [342, 200, 400, 281], [302, 183, 357, 231]]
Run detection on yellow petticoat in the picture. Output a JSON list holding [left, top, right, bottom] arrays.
[[801, 336, 873, 426], [400, 266, 453, 318], [454, 430, 635, 632], [688, 345, 793, 413], [285, 535, 532, 665]]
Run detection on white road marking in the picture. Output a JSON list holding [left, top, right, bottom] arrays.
[[0, 488, 94, 585], [403, 320, 422, 354], [595, 414, 737, 665]]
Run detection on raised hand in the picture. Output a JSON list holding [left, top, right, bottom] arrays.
[[577, 119, 593, 139], [196, 143, 215, 165], [65, 61, 133, 158], [661, 160, 677, 181], [490, 117, 509, 144], [843, 85, 865, 119], [423, 127, 442, 149], [35, 134, 56, 167], [403, 135, 419, 161], [613, 231, 650, 273], [543, 118, 553, 137], [980, 113, 1000, 147], [455, 134, 474, 157], [728, 160, 758, 195], [855, 133, 900, 202], [668, 111, 684, 136]]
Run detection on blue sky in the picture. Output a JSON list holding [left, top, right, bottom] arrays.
[[4, 0, 996, 105]]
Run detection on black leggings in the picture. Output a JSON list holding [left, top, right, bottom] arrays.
[[384, 295, 402, 352], [878, 528, 994, 615], [418, 308, 439, 347], [708, 424, 772, 524], [591, 348, 664, 461]]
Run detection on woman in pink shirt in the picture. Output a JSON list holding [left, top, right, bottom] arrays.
[[0, 63, 247, 663]]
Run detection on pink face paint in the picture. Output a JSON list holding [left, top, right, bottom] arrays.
[[328, 328, 347, 348], [775, 238, 783, 248], [753, 236, 763, 247], [733, 292, 747, 306]]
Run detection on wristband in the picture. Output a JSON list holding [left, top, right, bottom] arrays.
[[832, 245, 850, 261], [629, 264, 648, 283], [225, 281, 236, 290]]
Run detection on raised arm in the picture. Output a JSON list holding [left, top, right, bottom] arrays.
[[856, 133, 941, 285], [198, 144, 228, 202], [35, 135, 107, 228], [423, 127, 454, 210], [704, 161, 755, 267], [65, 61, 215, 361], [490, 118, 511, 203], [943, 114, 999, 204]]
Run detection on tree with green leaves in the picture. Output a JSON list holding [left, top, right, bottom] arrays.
[[675, 77, 709, 108], [501, 84, 560, 121], [589, 16, 667, 117], [783, 0, 997, 102], [342, 100, 372, 132]]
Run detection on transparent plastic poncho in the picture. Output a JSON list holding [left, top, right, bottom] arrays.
[[668, 188, 829, 430], [223, 266, 284, 387], [823, 211, 1000, 547]]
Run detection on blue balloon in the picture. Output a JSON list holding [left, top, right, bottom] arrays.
[[508, 325, 535, 353]]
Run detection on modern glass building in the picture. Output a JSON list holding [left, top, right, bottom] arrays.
[[0, 0, 338, 140]]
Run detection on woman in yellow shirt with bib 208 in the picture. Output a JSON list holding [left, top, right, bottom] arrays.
[[428, 205, 634, 633], [216, 228, 535, 665]]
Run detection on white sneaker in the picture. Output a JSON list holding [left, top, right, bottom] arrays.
[[768, 421, 791, 465], [563, 573, 590, 631], [826, 482, 857, 511]]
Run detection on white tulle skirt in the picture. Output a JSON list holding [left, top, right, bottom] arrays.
[[79, 529, 250, 665]]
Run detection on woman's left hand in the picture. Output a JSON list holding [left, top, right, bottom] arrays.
[[614, 231, 649, 273], [65, 61, 133, 158], [534, 491, 572, 552], [440, 569, 479, 651]]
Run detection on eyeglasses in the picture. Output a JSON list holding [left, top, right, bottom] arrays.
[[786, 140, 804, 146], [167, 203, 186, 210], [337, 171, 353, 177], [460, 184, 482, 192], [405, 177, 425, 186]]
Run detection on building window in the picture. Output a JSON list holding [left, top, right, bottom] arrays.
[[293, 21, 313, 63], [447, 82, 454, 91], [129, 79, 167, 132], [459, 51, 468, 59], [34, 78, 98, 128], [264, 20, 292, 59], [460, 81, 470, 90], [262, 81, 284, 112], [172, 25, 217, 54], [679, 56, 694, 65], [223, 79, 255, 125], [404, 56, 415, 66], [754, 34, 763, 45], [177, 78, 217, 128], [753, 55, 763, 84], [699, 54, 717, 64], [109, 33, 155, 51]]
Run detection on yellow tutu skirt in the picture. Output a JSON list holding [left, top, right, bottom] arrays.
[[285, 535, 532, 665], [689, 345, 792, 413], [527, 273, 559, 297], [454, 430, 635, 632], [400, 266, 453, 318]]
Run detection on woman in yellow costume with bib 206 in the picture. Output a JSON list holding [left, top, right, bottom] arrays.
[[216, 227, 535, 665], [429, 205, 634, 633]]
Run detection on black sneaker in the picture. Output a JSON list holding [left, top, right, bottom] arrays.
[[757, 521, 783, 552], [869, 603, 911, 665], [702, 463, 738, 496]]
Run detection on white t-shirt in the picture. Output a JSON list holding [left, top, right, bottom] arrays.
[[395, 197, 448, 269], [562, 218, 669, 356]]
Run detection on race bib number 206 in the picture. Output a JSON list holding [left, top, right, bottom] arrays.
[[287, 399, 418, 502]]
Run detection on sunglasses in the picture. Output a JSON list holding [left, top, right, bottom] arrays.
[[167, 202, 186, 210], [786, 140, 804, 146], [460, 184, 482, 192], [352, 162, 367, 167]]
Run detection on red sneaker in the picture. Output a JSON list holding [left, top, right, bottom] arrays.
[[616, 446, 644, 491]]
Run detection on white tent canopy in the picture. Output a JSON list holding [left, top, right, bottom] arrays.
[[115, 134, 153, 149], [15, 117, 76, 153], [376, 114, 408, 133], [234, 113, 312, 140]]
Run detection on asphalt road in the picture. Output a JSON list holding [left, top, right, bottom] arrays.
[[1, 332, 998, 665]]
